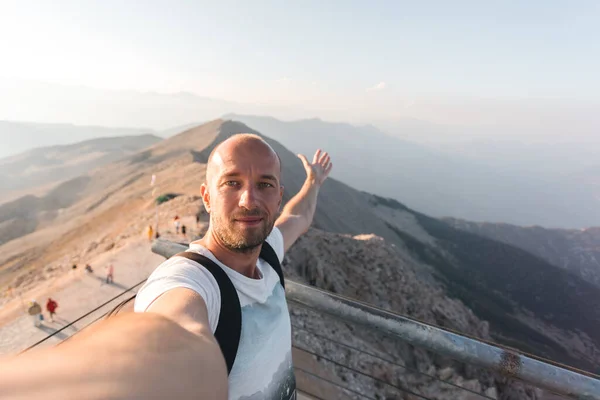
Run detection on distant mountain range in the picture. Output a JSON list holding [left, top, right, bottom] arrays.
[[0, 133, 161, 205], [0, 120, 152, 159], [2, 115, 598, 229], [226, 114, 600, 229], [1, 119, 598, 379], [445, 218, 600, 289]]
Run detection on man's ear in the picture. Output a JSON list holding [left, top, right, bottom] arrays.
[[200, 183, 211, 213]]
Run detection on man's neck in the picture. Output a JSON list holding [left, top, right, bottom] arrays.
[[193, 231, 261, 279]]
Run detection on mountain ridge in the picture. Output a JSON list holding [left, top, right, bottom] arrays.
[[0, 119, 598, 383], [227, 113, 600, 229], [0, 120, 153, 159], [0, 133, 162, 205], [445, 218, 600, 289]]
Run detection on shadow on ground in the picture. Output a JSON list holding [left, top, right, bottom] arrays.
[[35, 324, 71, 341], [92, 275, 131, 291]]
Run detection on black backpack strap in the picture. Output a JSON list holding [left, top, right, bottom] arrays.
[[260, 241, 285, 289], [176, 251, 241, 375], [107, 244, 283, 374]]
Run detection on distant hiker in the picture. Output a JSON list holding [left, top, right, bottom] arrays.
[[195, 214, 200, 226], [46, 298, 58, 322], [106, 264, 114, 284], [181, 224, 186, 237], [155, 231, 160, 239], [147, 225, 153, 242], [72, 264, 77, 270], [85, 264, 94, 273], [173, 216, 180, 234], [27, 300, 43, 327]]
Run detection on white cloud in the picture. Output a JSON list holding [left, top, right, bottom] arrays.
[[366, 81, 387, 92]]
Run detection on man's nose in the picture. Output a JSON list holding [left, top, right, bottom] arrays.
[[239, 186, 258, 209]]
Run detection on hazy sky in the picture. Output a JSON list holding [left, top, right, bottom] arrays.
[[1, 0, 599, 134]]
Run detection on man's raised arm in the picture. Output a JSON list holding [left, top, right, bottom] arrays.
[[275, 149, 332, 253]]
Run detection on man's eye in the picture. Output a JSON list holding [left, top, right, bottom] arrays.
[[258, 182, 274, 188], [225, 181, 239, 187]]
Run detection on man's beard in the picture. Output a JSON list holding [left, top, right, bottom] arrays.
[[211, 209, 274, 253]]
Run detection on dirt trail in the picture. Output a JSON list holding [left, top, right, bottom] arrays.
[[0, 238, 165, 355]]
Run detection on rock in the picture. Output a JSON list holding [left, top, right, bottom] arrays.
[[453, 375, 465, 387], [426, 365, 436, 377], [462, 379, 482, 393], [439, 367, 454, 381], [485, 386, 498, 399], [85, 241, 98, 254]]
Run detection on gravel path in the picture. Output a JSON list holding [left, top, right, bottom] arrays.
[[0, 239, 164, 355]]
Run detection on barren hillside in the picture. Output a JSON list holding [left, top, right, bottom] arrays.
[[445, 219, 600, 289], [0, 134, 161, 189], [0, 119, 598, 390], [0, 120, 221, 290]]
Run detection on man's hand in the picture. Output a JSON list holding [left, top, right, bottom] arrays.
[[276, 149, 333, 252], [297, 149, 332, 186]]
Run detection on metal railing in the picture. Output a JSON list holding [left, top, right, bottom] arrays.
[[19, 279, 146, 353], [19, 239, 600, 399], [151, 239, 600, 400], [290, 319, 498, 399]]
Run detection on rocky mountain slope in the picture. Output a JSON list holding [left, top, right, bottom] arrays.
[[0, 120, 222, 290], [445, 219, 600, 290], [1, 119, 598, 398], [285, 229, 537, 399], [0, 134, 162, 247]]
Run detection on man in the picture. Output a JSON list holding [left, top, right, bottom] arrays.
[[174, 215, 181, 234], [0, 134, 331, 400], [46, 297, 58, 323], [134, 134, 331, 399], [147, 224, 154, 242], [106, 263, 114, 284], [27, 300, 43, 327]]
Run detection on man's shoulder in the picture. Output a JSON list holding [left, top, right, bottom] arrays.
[[135, 253, 222, 317]]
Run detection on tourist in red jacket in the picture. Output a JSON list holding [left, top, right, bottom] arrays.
[[46, 298, 58, 322]]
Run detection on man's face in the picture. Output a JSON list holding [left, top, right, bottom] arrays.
[[202, 139, 283, 253]]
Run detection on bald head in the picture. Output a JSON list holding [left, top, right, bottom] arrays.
[[200, 133, 284, 253], [205, 134, 281, 185]]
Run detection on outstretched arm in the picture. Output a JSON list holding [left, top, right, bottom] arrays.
[[0, 310, 227, 400], [275, 149, 332, 253]]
